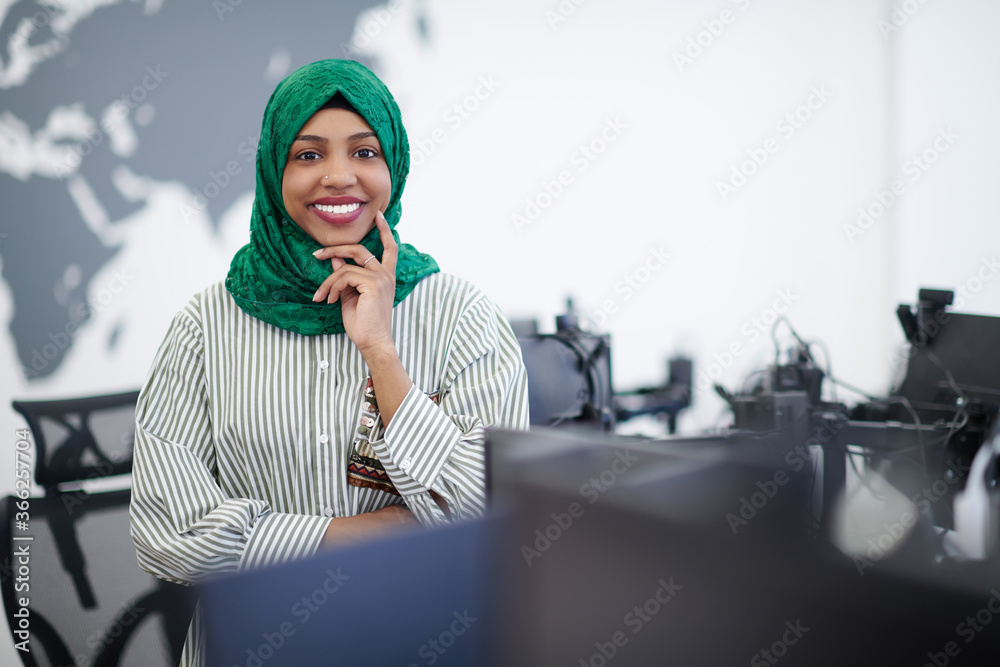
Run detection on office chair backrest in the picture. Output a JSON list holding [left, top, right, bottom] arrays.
[[2, 391, 194, 667], [12, 391, 138, 489], [1, 492, 192, 666]]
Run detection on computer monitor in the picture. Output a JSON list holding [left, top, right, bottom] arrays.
[[485, 426, 1000, 665]]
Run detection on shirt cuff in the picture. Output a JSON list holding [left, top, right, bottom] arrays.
[[240, 510, 332, 571], [374, 384, 464, 495]]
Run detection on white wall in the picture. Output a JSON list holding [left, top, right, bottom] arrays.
[[890, 0, 1000, 319], [367, 0, 897, 431]]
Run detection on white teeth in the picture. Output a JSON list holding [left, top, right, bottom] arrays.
[[314, 203, 361, 214]]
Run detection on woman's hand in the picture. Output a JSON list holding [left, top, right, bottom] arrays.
[[313, 209, 412, 424], [320, 504, 418, 549], [312, 210, 398, 355]]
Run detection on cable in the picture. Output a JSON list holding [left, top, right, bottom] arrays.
[[770, 316, 840, 404], [563, 333, 606, 417], [740, 399, 814, 441], [771, 315, 818, 364], [926, 349, 966, 401], [769, 315, 960, 467], [925, 349, 971, 448], [805, 339, 838, 403], [802, 440, 823, 532], [766, 314, 984, 562], [546, 398, 587, 428], [740, 368, 769, 394], [826, 374, 929, 467], [546, 331, 610, 429], [844, 446, 887, 503]]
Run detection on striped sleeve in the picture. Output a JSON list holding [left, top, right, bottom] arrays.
[[128, 299, 330, 585], [372, 293, 530, 526]]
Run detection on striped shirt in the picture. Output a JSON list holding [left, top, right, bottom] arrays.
[[129, 272, 529, 666]]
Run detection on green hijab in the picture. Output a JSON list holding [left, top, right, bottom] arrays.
[[225, 59, 438, 335]]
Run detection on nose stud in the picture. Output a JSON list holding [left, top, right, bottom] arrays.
[[324, 175, 329, 180]]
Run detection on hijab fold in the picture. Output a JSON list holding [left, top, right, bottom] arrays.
[[225, 59, 438, 336]]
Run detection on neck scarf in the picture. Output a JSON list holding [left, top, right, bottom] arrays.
[[225, 59, 439, 335]]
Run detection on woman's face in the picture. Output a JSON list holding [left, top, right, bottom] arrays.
[[281, 107, 392, 247]]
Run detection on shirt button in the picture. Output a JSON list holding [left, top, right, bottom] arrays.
[[323, 507, 334, 517], [319, 433, 329, 444], [319, 359, 329, 371], [400, 457, 412, 472]]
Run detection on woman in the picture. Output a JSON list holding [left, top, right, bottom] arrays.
[[129, 59, 529, 665]]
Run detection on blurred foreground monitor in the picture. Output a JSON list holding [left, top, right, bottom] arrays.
[[199, 424, 999, 666]]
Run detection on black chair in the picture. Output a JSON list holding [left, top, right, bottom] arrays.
[[1, 391, 195, 666]]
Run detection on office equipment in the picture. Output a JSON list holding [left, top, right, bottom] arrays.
[[513, 302, 615, 431], [485, 426, 1000, 666], [614, 356, 693, 434], [513, 299, 693, 433], [719, 288, 1000, 558]]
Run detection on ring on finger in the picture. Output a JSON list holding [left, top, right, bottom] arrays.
[[362, 255, 377, 267]]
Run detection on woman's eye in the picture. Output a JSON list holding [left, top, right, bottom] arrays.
[[298, 150, 321, 161], [355, 148, 378, 159]]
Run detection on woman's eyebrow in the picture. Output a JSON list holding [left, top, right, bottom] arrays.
[[292, 132, 377, 143]]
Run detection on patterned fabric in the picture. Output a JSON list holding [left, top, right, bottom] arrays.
[[128, 273, 529, 666], [224, 59, 439, 335], [347, 377, 442, 495]]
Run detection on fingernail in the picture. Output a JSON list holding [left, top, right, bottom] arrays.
[[313, 249, 323, 257], [312, 290, 321, 302]]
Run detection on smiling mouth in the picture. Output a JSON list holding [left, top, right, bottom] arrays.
[[313, 202, 362, 214]]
